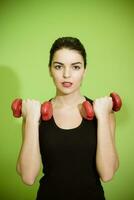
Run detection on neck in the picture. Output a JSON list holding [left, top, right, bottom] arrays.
[[53, 90, 84, 107]]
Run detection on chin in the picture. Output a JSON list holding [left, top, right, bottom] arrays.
[[58, 90, 72, 96]]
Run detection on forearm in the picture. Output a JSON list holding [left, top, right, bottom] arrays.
[[96, 116, 119, 182], [17, 119, 41, 185]]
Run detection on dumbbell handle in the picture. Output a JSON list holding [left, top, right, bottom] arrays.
[[11, 98, 53, 121], [82, 92, 122, 120]]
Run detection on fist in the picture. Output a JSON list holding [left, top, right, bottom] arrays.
[[93, 96, 113, 119], [22, 99, 41, 122]]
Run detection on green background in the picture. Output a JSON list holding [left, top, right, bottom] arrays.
[[0, 0, 133, 199]]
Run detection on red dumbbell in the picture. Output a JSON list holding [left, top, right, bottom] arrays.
[[11, 98, 53, 121], [82, 92, 122, 120]]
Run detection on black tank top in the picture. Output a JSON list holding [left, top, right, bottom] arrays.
[[36, 97, 105, 200]]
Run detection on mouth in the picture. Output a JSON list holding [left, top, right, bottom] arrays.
[[62, 82, 73, 88]]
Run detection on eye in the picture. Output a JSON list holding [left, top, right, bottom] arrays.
[[72, 65, 81, 70], [54, 65, 62, 70]]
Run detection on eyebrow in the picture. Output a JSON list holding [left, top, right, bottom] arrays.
[[53, 61, 82, 65]]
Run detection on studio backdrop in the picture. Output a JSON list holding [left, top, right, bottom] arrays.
[[0, 0, 133, 199]]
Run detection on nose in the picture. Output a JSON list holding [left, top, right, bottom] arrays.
[[63, 68, 71, 78]]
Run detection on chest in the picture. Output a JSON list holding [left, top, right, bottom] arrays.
[[39, 118, 97, 162], [52, 106, 83, 129]]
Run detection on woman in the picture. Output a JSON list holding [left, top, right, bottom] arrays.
[[16, 37, 119, 200]]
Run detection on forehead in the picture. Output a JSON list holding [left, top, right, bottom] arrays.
[[52, 48, 84, 64]]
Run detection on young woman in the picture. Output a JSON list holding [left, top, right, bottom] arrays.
[[16, 37, 119, 200]]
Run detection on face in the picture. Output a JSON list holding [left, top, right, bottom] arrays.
[[49, 48, 86, 95]]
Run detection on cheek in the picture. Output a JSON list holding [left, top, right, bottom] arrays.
[[51, 73, 62, 84], [73, 72, 85, 82]]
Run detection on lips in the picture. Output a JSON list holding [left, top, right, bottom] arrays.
[[62, 82, 73, 88]]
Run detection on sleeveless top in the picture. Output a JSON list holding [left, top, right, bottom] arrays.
[[36, 97, 105, 200]]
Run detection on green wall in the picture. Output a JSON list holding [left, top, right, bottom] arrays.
[[0, 0, 133, 199]]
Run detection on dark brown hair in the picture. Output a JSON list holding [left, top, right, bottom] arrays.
[[48, 37, 87, 68]]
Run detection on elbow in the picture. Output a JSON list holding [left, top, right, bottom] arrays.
[[21, 175, 36, 186], [16, 164, 38, 185], [100, 165, 119, 183], [16, 168, 36, 185], [100, 173, 114, 182], [99, 159, 119, 183]]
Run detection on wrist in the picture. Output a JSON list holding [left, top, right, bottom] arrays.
[[96, 114, 110, 122], [25, 116, 40, 124]]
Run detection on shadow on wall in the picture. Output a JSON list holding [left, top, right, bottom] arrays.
[[0, 66, 22, 200]]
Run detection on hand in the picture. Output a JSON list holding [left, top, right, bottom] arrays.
[[93, 96, 113, 119], [22, 99, 41, 122]]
